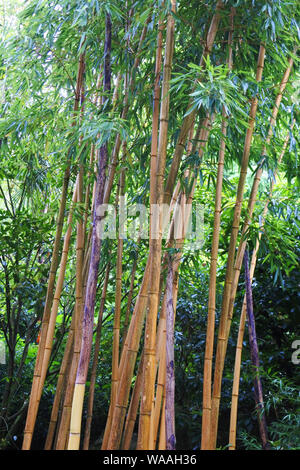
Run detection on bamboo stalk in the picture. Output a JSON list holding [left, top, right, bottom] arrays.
[[158, 395, 166, 450], [121, 250, 139, 347], [148, 290, 168, 450], [83, 144, 96, 240], [165, 258, 175, 450], [54, 230, 92, 449], [48, 244, 95, 449], [137, 0, 176, 450], [54, 249, 91, 449], [102, 7, 163, 449], [55, 270, 85, 450], [150, 305, 166, 449], [111, 170, 125, 422], [83, 262, 110, 449], [121, 354, 144, 450], [104, 258, 151, 449], [22, 53, 85, 450], [210, 43, 266, 449], [104, 15, 152, 205], [164, 0, 224, 205], [150, 13, 164, 210], [244, 249, 270, 449], [68, 14, 112, 450], [54, 87, 87, 452], [44, 322, 74, 449], [228, 129, 291, 450], [37, 184, 77, 423], [201, 9, 234, 449], [68, 135, 85, 448], [226, 55, 295, 339], [150, 167, 190, 449]]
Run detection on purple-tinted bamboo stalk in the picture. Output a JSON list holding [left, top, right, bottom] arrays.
[[244, 249, 270, 450], [165, 258, 176, 450], [83, 262, 111, 449], [67, 14, 112, 449]]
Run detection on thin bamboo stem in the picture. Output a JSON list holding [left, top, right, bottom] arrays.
[[137, 1, 176, 450], [102, 7, 163, 450], [201, 9, 234, 449], [121, 354, 144, 450], [164, 0, 224, 205], [22, 53, 85, 450], [104, 15, 152, 205], [121, 251, 139, 348], [111, 171, 125, 421], [228, 129, 291, 450], [165, 258, 175, 450], [226, 56, 295, 339], [83, 262, 110, 449], [104, 258, 151, 449], [67, 14, 112, 450], [210, 43, 266, 449], [37, 184, 77, 423], [244, 249, 270, 449]]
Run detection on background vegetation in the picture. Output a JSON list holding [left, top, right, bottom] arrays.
[[0, 0, 299, 450]]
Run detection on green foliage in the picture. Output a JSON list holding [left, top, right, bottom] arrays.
[[0, 0, 299, 450], [239, 370, 300, 450]]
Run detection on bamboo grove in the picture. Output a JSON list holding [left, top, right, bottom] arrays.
[[0, 0, 299, 451]]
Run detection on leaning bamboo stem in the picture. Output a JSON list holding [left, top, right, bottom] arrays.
[[47, 240, 93, 449], [228, 129, 291, 450], [104, 15, 152, 205], [54, 212, 92, 449], [22, 53, 85, 450], [121, 251, 139, 348], [137, 1, 176, 450], [210, 43, 266, 449], [67, 15, 112, 450], [83, 262, 110, 449], [226, 56, 294, 339], [244, 249, 270, 449], [111, 172, 125, 421], [165, 258, 175, 450], [55, 298, 88, 450], [201, 112, 228, 450], [150, 14, 164, 210], [121, 354, 144, 450], [55, 95, 86, 452], [104, 258, 151, 449], [201, 9, 234, 447], [102, 7, 163, 450], [158, 396, 166, 450], [151, 176, 190, 449], [150, 305, 166, 449], [44, 312, 75, 450], [37, 184, 77, 418], [164, 0, 224, 205]]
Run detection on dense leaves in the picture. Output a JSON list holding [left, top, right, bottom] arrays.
[[0, 0, 299, 450]]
